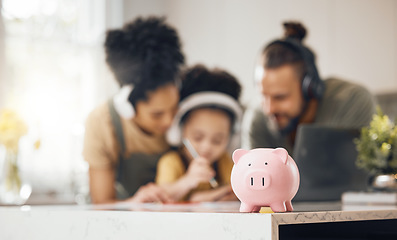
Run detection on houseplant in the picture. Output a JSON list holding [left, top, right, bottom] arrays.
[[0, 109, 29, 204], [354, 108, 397, 191]]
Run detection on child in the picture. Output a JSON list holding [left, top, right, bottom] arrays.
[[155, 65, 242, 202]]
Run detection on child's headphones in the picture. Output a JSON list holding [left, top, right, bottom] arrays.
[[113, 84, 135, 119], [264, 38, 325, 101], [166, 91, 243, 148]]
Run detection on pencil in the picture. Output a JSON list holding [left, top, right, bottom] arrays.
[[182, 138, 219, 188]]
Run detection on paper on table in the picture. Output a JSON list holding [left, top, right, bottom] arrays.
[[342, 191, 397, 205]]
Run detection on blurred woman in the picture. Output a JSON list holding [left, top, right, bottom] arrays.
[[83, 17, 185, 204]]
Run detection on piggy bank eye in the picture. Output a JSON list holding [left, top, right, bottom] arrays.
[[264, 162, 268, 165], [248, 163, 251, 166]]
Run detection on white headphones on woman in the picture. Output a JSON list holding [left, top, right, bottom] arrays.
[[166, 91, 243, 149], [113, 84, 135, 119]]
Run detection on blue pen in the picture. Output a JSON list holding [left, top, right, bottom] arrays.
[[182, 138, 219, 188]]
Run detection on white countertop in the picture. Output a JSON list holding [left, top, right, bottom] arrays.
[[1, 201, 397, 240]]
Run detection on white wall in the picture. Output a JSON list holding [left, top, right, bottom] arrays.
[[123, 0, 397, 106]]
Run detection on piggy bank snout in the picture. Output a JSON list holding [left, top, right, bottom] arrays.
[[244, 170, 271, 190]]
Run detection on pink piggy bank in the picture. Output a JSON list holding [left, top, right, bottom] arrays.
[[231, 148, 300, 213]]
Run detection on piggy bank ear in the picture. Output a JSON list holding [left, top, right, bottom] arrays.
[[232, 149, 249, 164], [272, 148, 288, 164]]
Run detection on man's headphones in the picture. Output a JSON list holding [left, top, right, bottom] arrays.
[[264, 38, 325, 101], [166, 92, 243, 149], [113, 84, 135, 119]]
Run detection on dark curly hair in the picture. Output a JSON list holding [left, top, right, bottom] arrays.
[[105, 16, 185, 106], [180, 65, 241, 101], [179, 65, 242, 129]]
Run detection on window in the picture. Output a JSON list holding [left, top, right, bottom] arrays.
[[1, 0, 118, 202]]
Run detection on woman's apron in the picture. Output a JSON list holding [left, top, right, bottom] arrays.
[[108, 100, 164, 199]]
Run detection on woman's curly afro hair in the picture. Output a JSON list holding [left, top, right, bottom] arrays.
[[105, 16, 185, 105]]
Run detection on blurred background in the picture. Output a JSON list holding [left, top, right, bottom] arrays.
[[0, 0, 396, 204]]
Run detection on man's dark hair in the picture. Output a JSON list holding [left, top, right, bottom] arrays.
[[262, 21, 314, 80], [104, 16, 185, 106]]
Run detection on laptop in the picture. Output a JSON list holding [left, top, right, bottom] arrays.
[[292, 125, 369, 202]]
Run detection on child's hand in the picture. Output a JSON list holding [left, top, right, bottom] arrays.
[[127, 182, 173, 203], [184, 156, 215, 188], [216, 185, 239, 201], [188, 185, 238, 202]]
